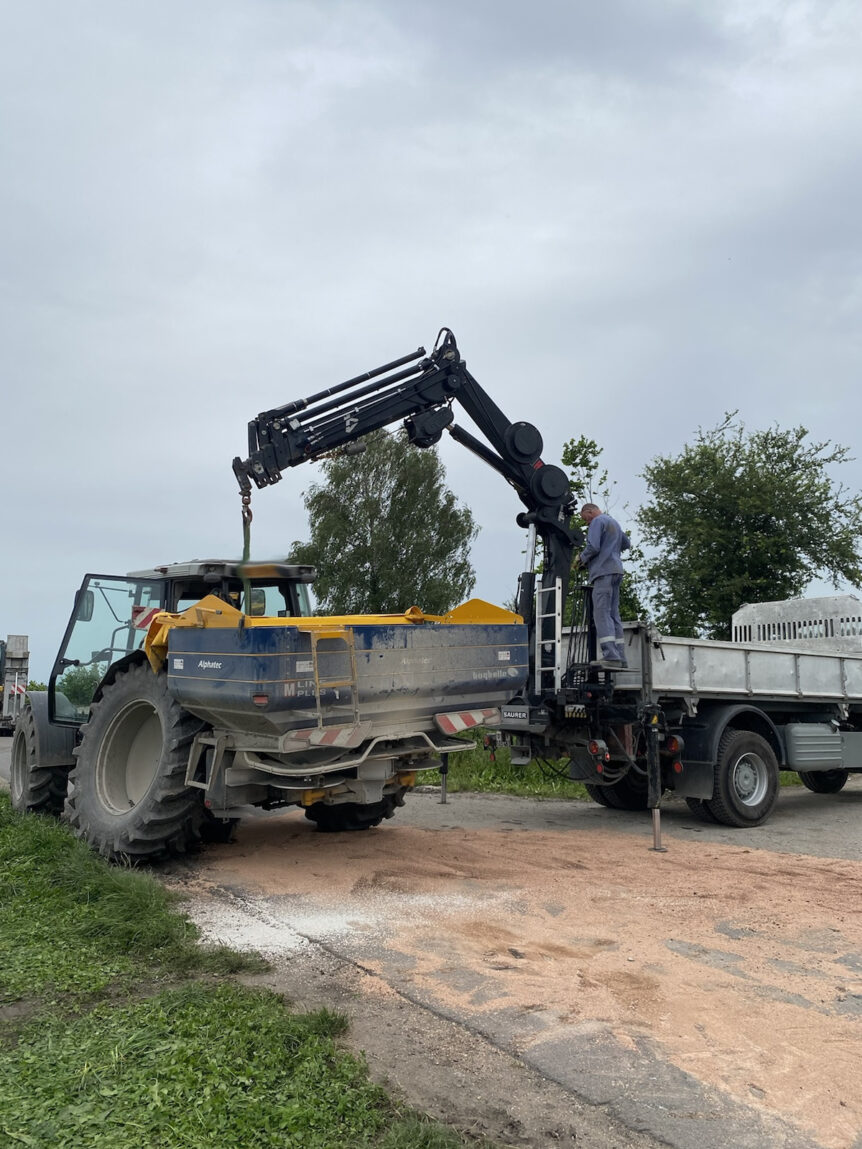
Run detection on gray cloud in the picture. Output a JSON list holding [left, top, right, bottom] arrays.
[[2, 0, 861, 676]]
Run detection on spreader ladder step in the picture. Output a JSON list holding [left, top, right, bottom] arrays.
[[534, 578, 562, 694], [302, 627, 360, 727]]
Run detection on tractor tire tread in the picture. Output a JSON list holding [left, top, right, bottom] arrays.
[[65, 661, 208, 864]]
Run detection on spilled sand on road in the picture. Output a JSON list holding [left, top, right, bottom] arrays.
[[182, 813, 862, 1148]]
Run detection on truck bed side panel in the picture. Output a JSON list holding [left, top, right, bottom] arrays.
[[612, 626, 862, 705]]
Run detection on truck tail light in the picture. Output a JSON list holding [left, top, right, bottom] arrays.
[[588, 739, 610, 762], [664, 734, 684, 755]]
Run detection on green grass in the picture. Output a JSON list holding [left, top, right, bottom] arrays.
[[0, 983, 465, 1148], [0, 794, 263, 1005], [420, 737, 806, 798], [0, 794, 480, 1148], [421, 738, 590, 800], [780, 770, 804, 787]]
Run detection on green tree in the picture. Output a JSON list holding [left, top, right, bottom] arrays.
[[26, 681, 47, 691], [561, 435, 646, 621], [638, 414, 862, 639], [56, 664, 104, 708], [288, 430, 478, 614]]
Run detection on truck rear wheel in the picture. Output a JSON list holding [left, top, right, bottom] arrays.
[[705, 729, 779, 827], [9, 701, 69, 816], [584, 771, 649, 811], [66, 661, 207, 863], [798, 769, 849, 794], [684, 797, 720, 823], [583, 783, 617, 809], [304, 792, 404, 832]]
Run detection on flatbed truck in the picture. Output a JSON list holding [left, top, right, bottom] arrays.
[[511, 596, 862, 829], [0, 635, 29, 736]]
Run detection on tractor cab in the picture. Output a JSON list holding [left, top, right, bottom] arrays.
[[49, 560, 316, 725]]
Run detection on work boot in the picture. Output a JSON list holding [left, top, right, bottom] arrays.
[[598, 641, 626, 669], [606, 641, 627, 668]]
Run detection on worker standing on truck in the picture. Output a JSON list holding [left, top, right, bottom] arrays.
[[578, 504, 631, 669]]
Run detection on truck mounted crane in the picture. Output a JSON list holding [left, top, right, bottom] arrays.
[[233, 327, 582, 646], [231, 327, 862, 841]]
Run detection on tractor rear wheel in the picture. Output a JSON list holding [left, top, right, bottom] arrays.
[[66, 661, 207, 863]]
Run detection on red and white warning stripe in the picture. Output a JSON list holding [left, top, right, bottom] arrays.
[[132, 605, 163, 630], [434, 707, 501, 736], [12, 683, 26, 695], [283, 723, 371, 749]]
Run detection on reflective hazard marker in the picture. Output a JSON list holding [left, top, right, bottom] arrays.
[[434, 707, 501, 736]]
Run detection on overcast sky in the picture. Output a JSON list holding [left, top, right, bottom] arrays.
[[2, 1, 861, 678]]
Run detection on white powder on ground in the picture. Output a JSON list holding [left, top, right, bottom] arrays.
[[184, 886, 489, 959], [186, 896, 311, 957]]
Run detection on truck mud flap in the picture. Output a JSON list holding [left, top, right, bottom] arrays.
[[665, 759, 712, 799]]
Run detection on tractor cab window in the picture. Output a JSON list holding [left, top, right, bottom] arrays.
[[294, 582, 313, 617], [173, 585, 281, 616], [50, 577, 165, 723], [248, 582, 315, 617], [246, 584, 289, 617]]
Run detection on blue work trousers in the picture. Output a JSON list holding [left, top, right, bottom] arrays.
[[591, 574, 625, 662]]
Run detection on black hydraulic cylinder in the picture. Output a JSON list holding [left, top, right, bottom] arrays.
[[283, 360, 430, 426], [644, 708, 663, 809], [258, 347, 426, 423]]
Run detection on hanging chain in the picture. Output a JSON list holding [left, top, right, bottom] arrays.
[[240, 490, 253, 613], [240, 491, 253, 558]]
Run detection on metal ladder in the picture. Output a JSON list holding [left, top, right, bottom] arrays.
[[303, 627, 360, 727], [534, 578, 563, 694]]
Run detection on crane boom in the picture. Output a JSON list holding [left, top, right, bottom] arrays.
[[233, 329, 582, 643]]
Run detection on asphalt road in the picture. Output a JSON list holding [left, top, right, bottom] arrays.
[[3, 740, 861, 858]]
